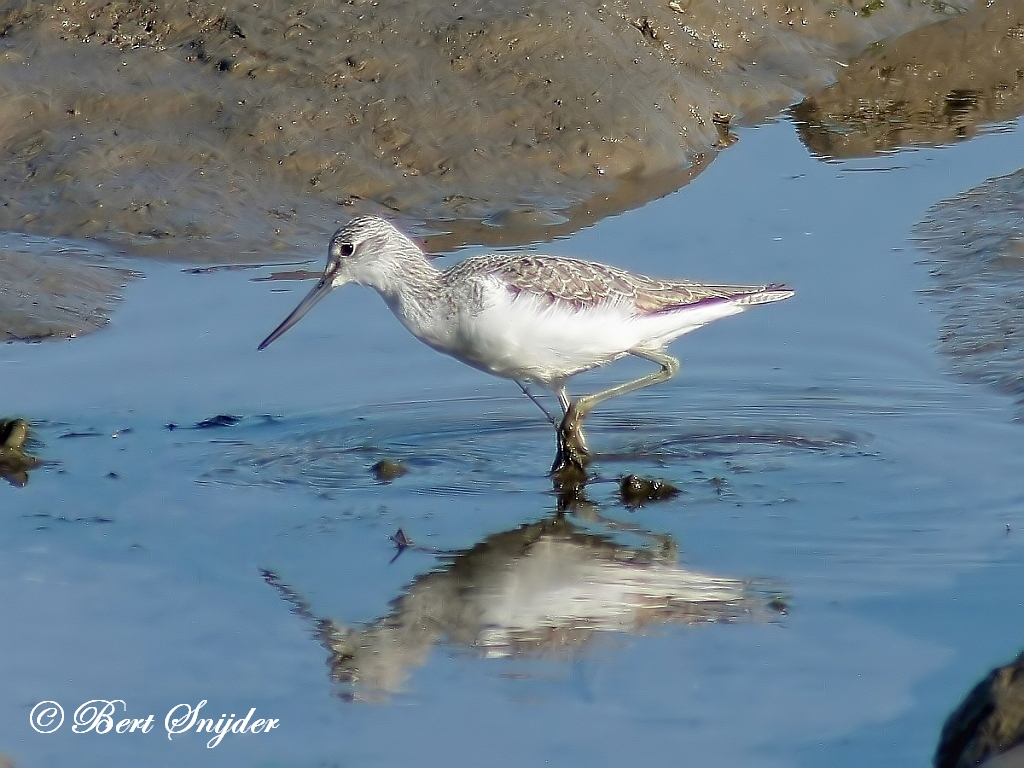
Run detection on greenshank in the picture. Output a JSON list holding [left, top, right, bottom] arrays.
[[259, 216, 793, 475]]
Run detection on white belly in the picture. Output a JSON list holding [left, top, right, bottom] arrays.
[[442, 290, 743, 387]]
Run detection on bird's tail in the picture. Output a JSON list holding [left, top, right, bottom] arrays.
[[734, 284, 795, 306]]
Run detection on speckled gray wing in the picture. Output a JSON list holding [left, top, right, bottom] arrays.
[[447, 254, 790, 313]]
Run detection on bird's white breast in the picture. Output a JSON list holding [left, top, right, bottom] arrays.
[[440, 278, 743, 386]]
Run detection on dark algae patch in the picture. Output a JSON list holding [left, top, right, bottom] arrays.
[[620, 474, 681, 508], [0, 418, 40, 488], [193, 414, 244, 430]]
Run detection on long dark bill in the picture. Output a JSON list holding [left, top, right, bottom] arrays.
[[257, 276, 333, 350]]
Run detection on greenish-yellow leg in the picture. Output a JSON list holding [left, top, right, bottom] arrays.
[[551, 349, 681, 476]]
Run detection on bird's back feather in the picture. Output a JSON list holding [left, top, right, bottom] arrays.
[[444, 254, 791, 314]]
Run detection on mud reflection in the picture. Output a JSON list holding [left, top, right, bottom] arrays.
[[794, 0, 1024, 159], [0, 418, 41, 488], [913, 169, 1024, 416], [264, 513, 782, 699], [0, 233, 138, 341], [936, 649, 1024, 768]]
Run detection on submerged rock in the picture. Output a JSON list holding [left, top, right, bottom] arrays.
[[620, 474, 681, 507], [936, 649, 1024, 768], [371, 459, 408, 483], [0, 418, 41, 488]]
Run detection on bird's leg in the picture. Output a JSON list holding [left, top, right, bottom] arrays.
[[552, 417, 590, 480], [574, 349, 680, 419], [552, 383, 590, 480], [552, 349, 680, 478], [514, 379, 558, 426], [521, 381, 587, 482]]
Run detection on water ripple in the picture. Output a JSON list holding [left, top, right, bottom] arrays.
[[195, 387, 875, 497]]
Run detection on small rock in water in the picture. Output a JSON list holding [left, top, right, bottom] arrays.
[[0, 418, 41, 488], [935, 649, 1024, 768], [372, 459, 408, 483], [619, 474, 680, 508]]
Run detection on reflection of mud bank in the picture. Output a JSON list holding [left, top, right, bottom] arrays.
[[0, 0, 962, 259], [913, 169, 1024, 416], [0, 232, 138, 340], [794, 0, 1024, 158], [265, 515, 780, 698]]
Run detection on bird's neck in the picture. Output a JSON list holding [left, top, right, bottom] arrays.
[[370, 245, 446, 335]]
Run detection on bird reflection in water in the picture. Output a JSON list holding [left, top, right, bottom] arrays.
[[263, 513, 785, 699]]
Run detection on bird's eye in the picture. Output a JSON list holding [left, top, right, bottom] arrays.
[[340, 243, 354, 257]]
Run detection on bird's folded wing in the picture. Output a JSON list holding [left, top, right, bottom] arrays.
[[471, 255, 784, 313]]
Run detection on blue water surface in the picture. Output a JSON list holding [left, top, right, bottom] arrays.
[[1, 113, 1023, 767]]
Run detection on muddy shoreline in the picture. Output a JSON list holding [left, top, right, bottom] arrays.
[[7, 0, 1024, 342], [0, 0, 964, 258]]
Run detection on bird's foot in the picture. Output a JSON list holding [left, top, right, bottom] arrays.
[[550, 409, 590, 486]]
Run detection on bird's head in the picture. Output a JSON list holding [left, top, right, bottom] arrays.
[[257, 216, 419, 350]]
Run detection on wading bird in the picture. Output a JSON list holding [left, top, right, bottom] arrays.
[[259, 216, 792, 476]]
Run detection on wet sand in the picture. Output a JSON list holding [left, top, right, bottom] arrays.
[[0, 0, 961, 259]]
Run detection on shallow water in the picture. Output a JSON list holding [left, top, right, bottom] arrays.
[[2, 104, 1024, 766]]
